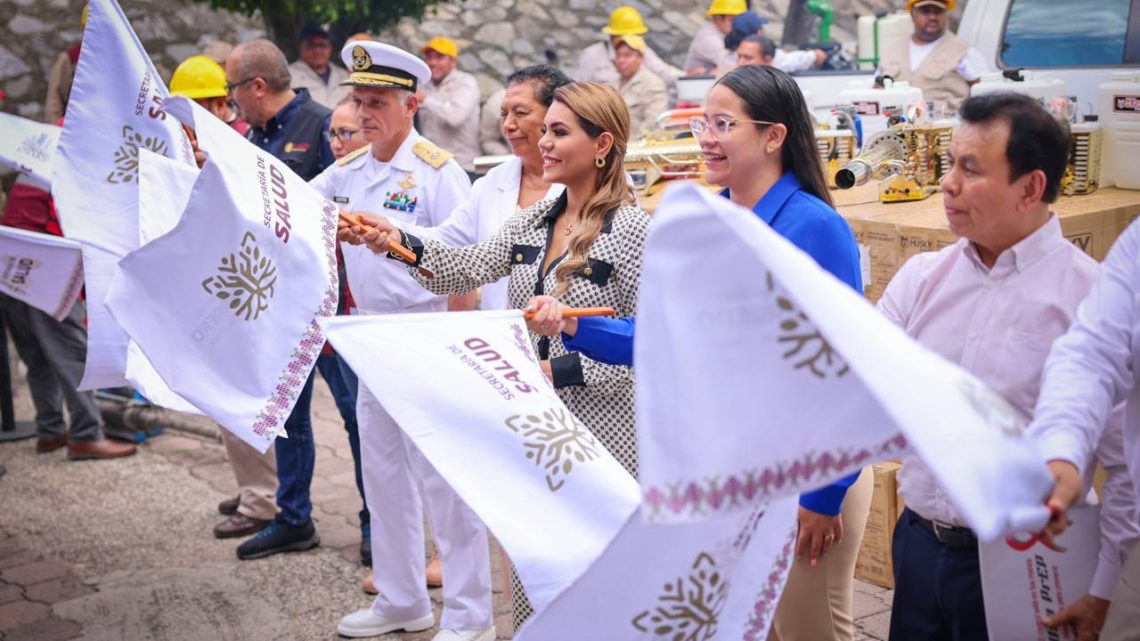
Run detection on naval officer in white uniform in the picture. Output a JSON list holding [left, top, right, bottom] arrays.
[[309, 40, 494, 641]]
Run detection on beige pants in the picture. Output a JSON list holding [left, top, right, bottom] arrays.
[[768, 467, 875, 641], [220, 430, 278, 521], [1102, 542, 1140, 641]]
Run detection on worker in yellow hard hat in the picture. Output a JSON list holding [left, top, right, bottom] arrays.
[[417, 36, 482, 175], [878, 0, 986, 111], [170, 55, 249, 135], [575, 5, 682, 102], [685, 0, 747, 74]]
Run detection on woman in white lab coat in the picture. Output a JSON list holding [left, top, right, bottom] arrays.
[[418, 64, 570, 311]]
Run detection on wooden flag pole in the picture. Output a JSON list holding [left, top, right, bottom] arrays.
[[523, 306, 615, 320], [336, 211, 417, 263]]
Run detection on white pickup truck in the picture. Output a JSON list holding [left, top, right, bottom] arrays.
[[785, 0, 1139, 113]]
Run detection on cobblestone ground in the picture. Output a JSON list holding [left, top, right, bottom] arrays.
[[0, 374, 892, 640]]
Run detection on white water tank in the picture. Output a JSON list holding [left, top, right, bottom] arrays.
[[837, 79, 924, 137], [970, 71, 1068, 101], [857, 12, 912, 70], [1098, 72, 1140, 190]]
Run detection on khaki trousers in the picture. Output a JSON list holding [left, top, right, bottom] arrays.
[[220, 430, 278, 521], [1102, 543, 1140, 641], [768, 467, 875, 641]]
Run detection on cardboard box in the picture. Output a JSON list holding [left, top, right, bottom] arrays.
[[837, 188, 1140, 302], [855, 461, 904, 589]]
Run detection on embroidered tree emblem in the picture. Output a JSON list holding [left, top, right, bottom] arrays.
[[631, 551, 729, 641], [18, 134, 51, 163], [201, 232, 278, 321], [504, 408, 601, 491], [767, 272, 849, 379], [958, 376, 1025, 437], [106, 125, 169, 184]]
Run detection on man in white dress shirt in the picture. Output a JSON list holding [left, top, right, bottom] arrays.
[[721, 12, 825, 75], [878, 93, 1139, 641], [309, 40, 494, 641], [1029, 171, 1140, 641], [287, 25, 350, 109]]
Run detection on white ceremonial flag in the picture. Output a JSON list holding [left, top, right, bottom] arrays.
[[320, 310, 640, 613], [0, 112, 60, 189], [106, 97, 338, 452], [0, 227, 83, 320], [635, 184, 1054, 541], [980, 505, 1101, 641], [137, 148, 197, 246], [51, 0, 195, 391], [517, 500, 799, 641]]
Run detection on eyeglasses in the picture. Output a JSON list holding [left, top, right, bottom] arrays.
[[689, 114, 776, 138], [326, 128, 361, 142], [224, 76, 258, 93]]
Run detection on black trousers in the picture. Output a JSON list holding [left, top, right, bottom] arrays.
[[888, 508, 989, 641]]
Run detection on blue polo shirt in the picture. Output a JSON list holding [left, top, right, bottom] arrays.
[[564, 172, 862, 514]]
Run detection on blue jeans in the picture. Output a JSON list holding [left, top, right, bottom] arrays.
[[274, 372, 316, 528], [888, 508, 989, 641], [316, 352, 369, 527]]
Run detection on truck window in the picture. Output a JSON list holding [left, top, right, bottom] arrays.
[[1001, 0, 1133, 68]]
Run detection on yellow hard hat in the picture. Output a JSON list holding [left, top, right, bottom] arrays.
[[616, 34, 647, 53], [170, 55, 227, 100], [906, 0, 957, 11], [706, 0, 747, 16], [603, 6, 649, 36], [421, 36, 458, 59]]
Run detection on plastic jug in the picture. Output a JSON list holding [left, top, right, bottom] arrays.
[[857, 12, 912, 71], [1098, 72, 1140, 189], [970, 71, 1068, 101], [837, 79, 924, 137]]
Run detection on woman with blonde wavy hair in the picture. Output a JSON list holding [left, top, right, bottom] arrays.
[[338, 80, 649, 628]]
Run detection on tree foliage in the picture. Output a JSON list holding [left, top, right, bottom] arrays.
[[198, 0, 448, 59]]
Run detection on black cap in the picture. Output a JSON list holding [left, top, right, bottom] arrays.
[[299, 24, 329, 42]]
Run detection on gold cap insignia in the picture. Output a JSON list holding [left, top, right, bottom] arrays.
[[351, 45, 372, 72]]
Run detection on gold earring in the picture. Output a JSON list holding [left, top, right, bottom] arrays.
[[595, 156, 606, 168], [767, 144, 776, 153]]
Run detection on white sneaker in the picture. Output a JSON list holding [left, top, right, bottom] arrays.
[[431, 627, 496, 641], [335, 609, 434, 638]]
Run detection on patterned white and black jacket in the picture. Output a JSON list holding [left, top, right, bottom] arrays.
[[395, 191, 650, 477]]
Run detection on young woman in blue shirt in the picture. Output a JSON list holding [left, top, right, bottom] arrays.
[[525, 64, 873, 641]]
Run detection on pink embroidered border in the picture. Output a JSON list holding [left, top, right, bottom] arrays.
[[743, 527, 798, 641], [250, 202, 339, 438], [53, 260, 86, 320], [642, 434, 908, 518]]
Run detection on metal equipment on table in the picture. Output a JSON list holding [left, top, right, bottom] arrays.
[[835, 121, 954, 203]]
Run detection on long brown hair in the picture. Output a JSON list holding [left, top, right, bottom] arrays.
[[550, 81, 634, 297]]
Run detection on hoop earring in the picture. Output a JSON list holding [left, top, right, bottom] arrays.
[[595, 156, 606, 168]]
